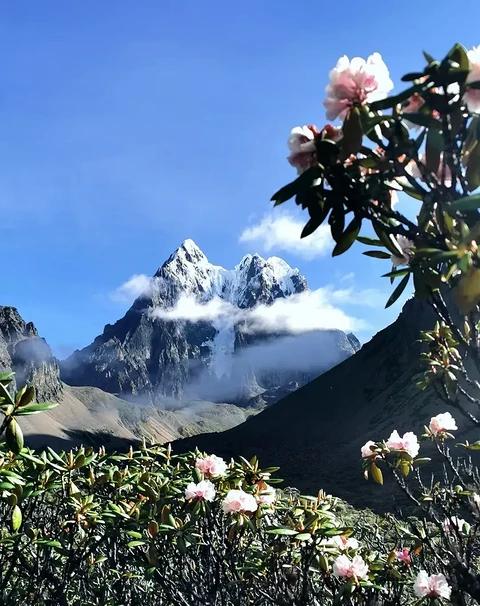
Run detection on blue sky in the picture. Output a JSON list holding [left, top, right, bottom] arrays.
[[0, 1, 479, 356]]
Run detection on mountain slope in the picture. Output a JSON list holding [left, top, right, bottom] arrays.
[[62, 240, 359, 405], [173, 297, 479, 510], [0, 306, 63, 401]]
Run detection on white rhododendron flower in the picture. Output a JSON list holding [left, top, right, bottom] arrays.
[[391, 235, 415, 267], [185, 480, 216, 502], [333, 554, 369, 580], [414, 571, 452, 600], [324, 52, 393, 120], [287, 125, 319, 174], [222, 489, 258, 514], [361, 440, 377, 459], [195, 454, 227, 478], [386, 430, 420, 458], [429, 412, 458, 436], [465, 46, 480, 113]]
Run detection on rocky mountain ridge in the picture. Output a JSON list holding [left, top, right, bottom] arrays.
[[61, 240, 359, 405]]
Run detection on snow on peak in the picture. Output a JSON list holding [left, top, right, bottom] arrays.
[[152, 240, 307, 308]]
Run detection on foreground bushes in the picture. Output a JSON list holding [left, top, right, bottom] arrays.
[[0, 428, 478, 605]]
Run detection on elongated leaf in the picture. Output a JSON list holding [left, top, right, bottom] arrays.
[[369, 84, 422, 111], [11, 505, 22, 532], [370, 462, 383, 485], [332, 217, 361, 256], [448, 196, 480, 212], [357, 236, 383, 246], [271, 166, 322, 205], [425, 128, 443, 174], [15, 402, 59, 416], [266, 528, 298, 536], [342, 107, 363, 155], [5, 419, 23, 454], [385, 273, 410, 308], [362, 250, 391, 259]]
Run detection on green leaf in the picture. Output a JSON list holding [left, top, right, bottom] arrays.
[[357, 236, 383, 246], [362, 250, 391, 259], [266, 528, 298, 536], [17, 386, 36, 408], [15, 402, 59, 416], [0, 371, 15, 384], [342, 107, 363, 155], [385, 273, 410, 308], [5, 419, 24, 454], [448, 43, 469, 71], [370, 462, 383, 486], [369, 84, 422, 111], [466, 144, 480, 192], [382, 268, 410, 279], [11, 505, 22, 532], [332, 217, 361, 256], [271, 165, 323, 205]]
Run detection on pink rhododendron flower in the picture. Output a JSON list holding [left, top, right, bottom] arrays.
[[386, 430, 420, 458], [287, 125, 319, 174], [391, 235, 415, 267], [222, 489, 258, 514], [195, 454, 227, 478], [396, 548, 412, 565], [429, 412, 458, 436], [333, 554, 369, 580], [465, 46, 480, 113], [324, 52, 393, 120], [414, 571, 452, 599], [361, 440, 377, 459], [185, 480, 216, 502]]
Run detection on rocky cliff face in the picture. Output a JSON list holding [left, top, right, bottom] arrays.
[[62, 240, 359, 404], [0, 306, 63, 401]]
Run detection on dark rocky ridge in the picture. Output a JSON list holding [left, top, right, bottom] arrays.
[[0, 306, 63, 401], [173, 297, 480, 510], [62, 241, 359, 405]]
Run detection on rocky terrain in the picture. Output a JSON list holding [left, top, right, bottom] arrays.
[[0, 305, 251, 448], [61, 240, 359, 406]]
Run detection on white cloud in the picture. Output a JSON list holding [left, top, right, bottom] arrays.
[[239, 213, 332, 260], [111, 274, 154, 303], [151, 289, 367, 335]]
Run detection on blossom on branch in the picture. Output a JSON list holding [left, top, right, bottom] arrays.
[[333, 554, 369, 580], [195, 454, 228, 478], [428, 412, 457, 437], [324, 52, 393, 120], [414, 571, 452, 600], [222, 489, 258, 514], [287, 125, 319, 174], [386, 430, 420, 458], [391, 235, 415, 267], [185, 480, 216, 502], [361, 440, 377, 459]]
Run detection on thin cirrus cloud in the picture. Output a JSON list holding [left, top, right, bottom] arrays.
[[239, 212, 332, 260]]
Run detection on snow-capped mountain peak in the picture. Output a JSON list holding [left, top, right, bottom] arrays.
[[153, 241, 307, 309]]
